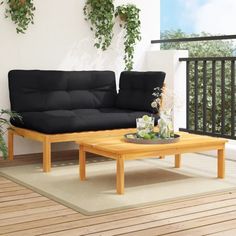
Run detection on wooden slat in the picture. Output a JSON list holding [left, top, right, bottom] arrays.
[[209, 227, 236, 236], [0, 205, 68, 220], [77, 131, 227, 155], [0, 182, 20, 188], [0, 213, 84, 234], [11, 127, 135, 144], [0, 193, 40, 203], [5, 189, 232, 233], [30, 205, 236, 236], [0, 189, 33, 198], [0, 209, 76, 227], [12, 127, 45, 142], [85, 141, 225, 157], [88, 210, 236, 236], [6, 198, 236, 236], [0, 152, 236, 236], [0, 200, 58, 214], [0, 178, 12, 183], [0, 186, 25, 193], [163, 220, 236, 236], [0, 196, 49, 208]]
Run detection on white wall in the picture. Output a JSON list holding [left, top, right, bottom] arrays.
[[0, 0, 160, 155], [145, 49, 188, 131]]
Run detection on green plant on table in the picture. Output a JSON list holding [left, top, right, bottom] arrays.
[[115, 4, 141, 71], [5, 0, 35, 34], [151, 86, 175, 139], [0, 109, 21, 159], [84, 0, 115, 50]]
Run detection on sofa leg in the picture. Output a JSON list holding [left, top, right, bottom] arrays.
[[43, 138, 51, 172], [8, 129, 14, 160]]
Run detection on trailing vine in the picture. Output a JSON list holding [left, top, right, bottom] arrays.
[[5, 0, 35, 34], [84, 0, 115, 50], [115, 4, 141, 71]]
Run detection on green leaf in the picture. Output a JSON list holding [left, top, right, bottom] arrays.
[[0, 134, 7, 160], [0, 109, 21, 159], [115, 4, 141, 70], [5, 0, 35, 34], [84, 0, 115, 50]]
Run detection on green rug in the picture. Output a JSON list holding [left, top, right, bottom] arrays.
[[1, 153, 236, 215]]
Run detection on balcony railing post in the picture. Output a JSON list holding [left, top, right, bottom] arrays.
[[231, 60, 235, 137], [221, 60, 226, 135], [203, 60, 207, 133], [212, 60, 216, 134], [194, 61, 199, 131], [186, 61, 190, 130]]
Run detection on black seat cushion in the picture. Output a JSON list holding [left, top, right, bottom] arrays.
[[8, 70, 117, 112], [11, 108, 155, 134], [8, 70, 163, 134], [116, 71, 165, 112]]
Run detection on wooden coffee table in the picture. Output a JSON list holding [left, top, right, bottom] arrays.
[[76, 129, 227, 194]]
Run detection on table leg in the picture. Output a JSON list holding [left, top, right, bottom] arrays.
[[79, 145, 86, 180], [217, 148, 225, 178], [175, 154, 181, 168], [116, 156, 125, 194]]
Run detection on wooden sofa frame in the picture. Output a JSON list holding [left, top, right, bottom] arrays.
[[8, 126, 165, 173], [8, 126, 89, 172], [7, 84, 167, 173]]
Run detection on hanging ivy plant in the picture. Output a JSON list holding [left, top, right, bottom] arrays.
[[5, 0, 35, 34], [115, 4, 141, 71], [84, 0, 115, 50]]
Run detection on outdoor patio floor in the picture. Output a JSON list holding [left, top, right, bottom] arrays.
[[1, 151, 236, 235]]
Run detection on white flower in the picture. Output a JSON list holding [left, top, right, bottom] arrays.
[[151, 101, 157, 108]]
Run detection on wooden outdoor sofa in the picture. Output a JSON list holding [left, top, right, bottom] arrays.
[[8, 70, 165, 172]]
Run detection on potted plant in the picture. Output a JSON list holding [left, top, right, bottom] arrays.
[[0, 109, 21, 159], [5, 0, 35, 34], [151, 86, 175, 139], [83, 0, 115, 50], [115, 4, 141, 71]]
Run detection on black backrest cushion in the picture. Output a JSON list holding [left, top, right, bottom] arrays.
[[8, 70, 117, 112], [116, 71, 166, 112]]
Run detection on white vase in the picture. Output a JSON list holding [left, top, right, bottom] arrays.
[[158, 110, 174, 139]]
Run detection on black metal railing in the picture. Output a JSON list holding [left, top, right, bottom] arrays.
[[151, 35, 236, 139], [179, 57, 236, 139]]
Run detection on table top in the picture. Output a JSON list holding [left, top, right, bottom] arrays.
[[76, 129, 227, 156]]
